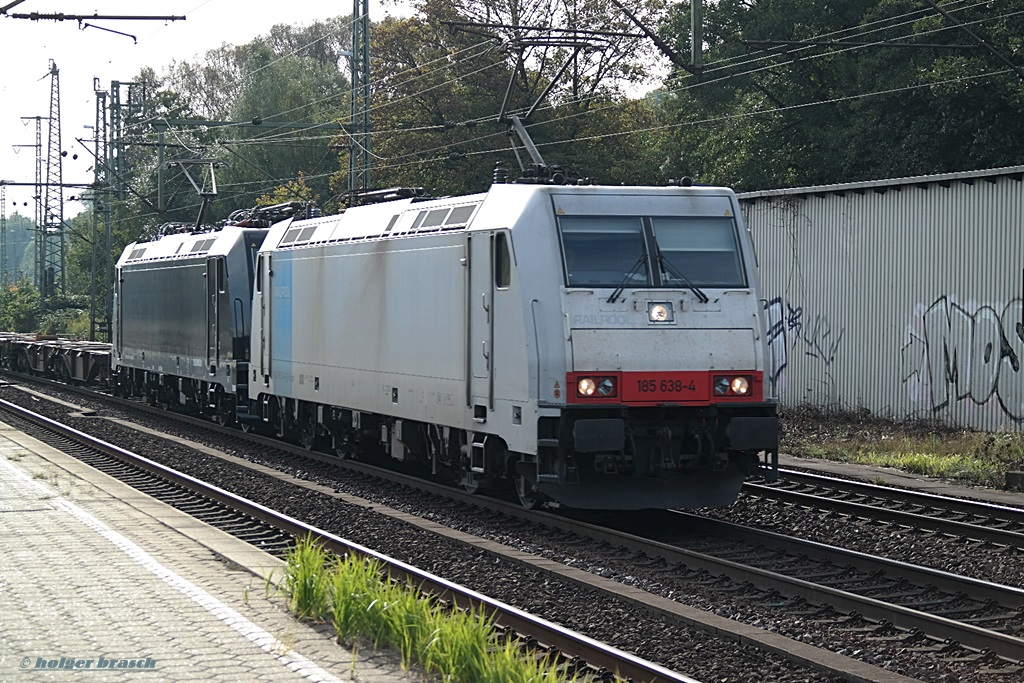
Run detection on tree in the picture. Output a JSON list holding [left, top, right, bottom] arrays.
[[420, 0, 666, 104], [349, 0, 673, 195], [161, 18, 351, 217], [2, 211, 35, 283], [215, 44, 348, 216], [654, 0, 1024, 190], [0, 277, 41, 333], [351, 12, 518, 196]]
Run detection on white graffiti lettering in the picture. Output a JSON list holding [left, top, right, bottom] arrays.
[[902, 297, 1024, 420]]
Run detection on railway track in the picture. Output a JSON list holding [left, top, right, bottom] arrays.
[[745, 470, 1024, 548], [591, 509, 1024, 661], [4, 377, 1024, 681], [0, 397, 694, 683]]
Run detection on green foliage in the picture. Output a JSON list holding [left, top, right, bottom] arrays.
[[283, 536, 617, 682], [282, 535, 333, 621], [0, 277, 40, 332], [781, 406, 1024, 486], [257, 172, 321, 208], [421, 603, 496, 682], [354, 0, 672, 195], [655, 0, 1024, 190], [330, 553, 382, 641], [2, 211, 35, 283], [37, 304, 90, 338], [356, 12, 518, 196], [215, 39, 348, 217]]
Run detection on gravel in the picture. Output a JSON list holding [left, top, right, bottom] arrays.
[[4, 383, 1021, 682]]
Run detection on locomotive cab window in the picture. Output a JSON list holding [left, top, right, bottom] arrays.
[[651, 217, 746, 287], [558, 214, 746, 288], [559, 216, 648, 287]]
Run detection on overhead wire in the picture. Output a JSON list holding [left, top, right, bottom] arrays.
[[136, 33, 503, 154], [372, 2, 1021, 168], [499, 4, 1024, 153], [666, 0, 982, 80], [364, 66, 1013, 177], [344, 1, 1009, 170], [547, 0, 997, 127], [233, 38, 505, 145], [115, 2, 1023, 208]]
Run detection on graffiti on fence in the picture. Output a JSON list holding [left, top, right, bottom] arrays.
[[902, 296, 1024, 420], [763, 297, 794, 391], [764, 297, 844, 401]]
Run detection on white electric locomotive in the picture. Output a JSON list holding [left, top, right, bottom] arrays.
[[241, 180, 778, 509]]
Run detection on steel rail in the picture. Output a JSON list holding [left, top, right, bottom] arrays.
[[535, 508, 1024, 661], [667, 511, 1024, 608], [5, 379, 1022, 673], [772, 468, 1024, 519], [0, 397, 698, 683], [745, 472, 1024, 548]]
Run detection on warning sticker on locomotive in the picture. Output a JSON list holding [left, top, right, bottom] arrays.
[[621, 372, 709, 403]]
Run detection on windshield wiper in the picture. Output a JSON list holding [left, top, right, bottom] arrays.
[[607, 253, 647, 303], [657, 252, 709, 303]]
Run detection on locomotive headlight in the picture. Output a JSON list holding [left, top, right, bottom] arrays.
[[576, 376, 617, 398], [647, 302, 674, 323], [714, 375, 752, 396]]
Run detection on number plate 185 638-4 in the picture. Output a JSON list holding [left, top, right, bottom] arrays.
[[621, 372, 709, 402]]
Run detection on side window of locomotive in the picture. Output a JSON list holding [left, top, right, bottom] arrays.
[[558, 216, 648, 287], [256, 255, 263, 293], [495, 232, 511, 289], [651, 217, 746, 287], [217, 257, 226, 293]]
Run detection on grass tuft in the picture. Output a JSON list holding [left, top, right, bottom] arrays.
[[281, 534, 332, 621], [283, 536, 617, 682]]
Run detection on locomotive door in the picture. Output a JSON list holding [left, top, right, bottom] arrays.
[[467, 233, 494, 413], [258, 254, 271, 380], [206, 256, 222, 371], [113, 270, 122, 355]]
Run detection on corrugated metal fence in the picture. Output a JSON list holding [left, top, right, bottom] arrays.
[[740, 166, 1024, 432]]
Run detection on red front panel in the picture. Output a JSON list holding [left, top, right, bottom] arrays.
[[567, 371, 765, 405]]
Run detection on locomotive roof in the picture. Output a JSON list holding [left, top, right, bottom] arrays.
[[262, 183, 740, 251], [116, 225, 261, 267]]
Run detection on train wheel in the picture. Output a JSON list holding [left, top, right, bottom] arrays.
[[332, 435, 354, 460], [462, 475, 481, 494], [299, 415, 318, 451], [515, 476, 542, 509], [460, 465, 489, 494]]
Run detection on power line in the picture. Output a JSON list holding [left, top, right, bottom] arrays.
[[365, 66, 1013, 178]]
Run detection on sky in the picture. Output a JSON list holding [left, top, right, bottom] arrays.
[[0, 0, 411, 219]]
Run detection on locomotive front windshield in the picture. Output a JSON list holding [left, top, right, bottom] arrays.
[[559, 215, 746, 288]]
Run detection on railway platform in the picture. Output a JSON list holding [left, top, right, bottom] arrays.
[[0, 418, 416, 683]]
